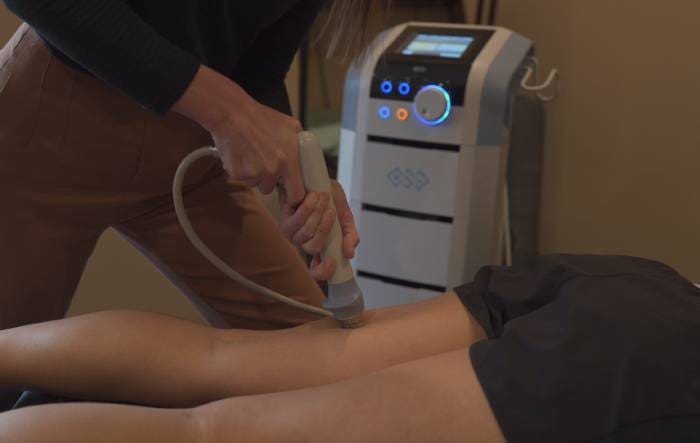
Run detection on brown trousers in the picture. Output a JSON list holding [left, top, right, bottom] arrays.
[[0, 25, 324, 330]]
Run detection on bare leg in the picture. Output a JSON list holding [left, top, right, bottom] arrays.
[[0, 403, 205, 443], [0, 349, 504, 443], [201, 349, 505, 443], [0, 294, 485, 407]]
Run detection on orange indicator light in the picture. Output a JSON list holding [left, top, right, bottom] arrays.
[[396, 107, 409, 121]]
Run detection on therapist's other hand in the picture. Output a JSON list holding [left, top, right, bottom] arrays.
[[172, 65, 306, 206], [279, 180, 360, 281]]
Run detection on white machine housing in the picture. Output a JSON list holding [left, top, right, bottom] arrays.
[[338, 22, 535, 308]]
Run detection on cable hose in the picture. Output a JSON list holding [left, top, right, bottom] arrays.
[[172, 147, 333, 319]]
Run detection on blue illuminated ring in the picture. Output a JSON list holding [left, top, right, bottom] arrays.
[[378, 105, 391, 120], [413, 85, 452, 126], [380, 80, 393, 94], [398, 82, 411, 96]]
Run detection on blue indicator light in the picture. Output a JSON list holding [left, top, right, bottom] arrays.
[[414, 85, 452, 126], [380, 80, 393, 94], [378, 105, 392, 120], [398, 82, 411, 96]]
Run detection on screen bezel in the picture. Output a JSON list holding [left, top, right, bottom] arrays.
[[384, 27, 494, 65]]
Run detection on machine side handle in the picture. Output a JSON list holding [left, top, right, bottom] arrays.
[[298, 132, 355, 285]]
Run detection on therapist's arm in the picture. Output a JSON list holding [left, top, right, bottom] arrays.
[[3, 0, 307, 203], [3, 0, 199, 113]]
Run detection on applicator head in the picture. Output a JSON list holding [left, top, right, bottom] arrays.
[[325, 278, 365, 329]]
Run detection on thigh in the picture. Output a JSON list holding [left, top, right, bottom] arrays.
[[0, 28, 129, 329], [119, 173, 325, 330], [0, 26, 147, 190], [199, 348, 505, 443]]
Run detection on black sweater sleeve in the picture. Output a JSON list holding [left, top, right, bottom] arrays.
[[233, 0, 326, 114], [4, 0, 201, 114]]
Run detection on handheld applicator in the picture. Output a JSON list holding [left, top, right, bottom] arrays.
[[298, 132, 365, 328], [173, 131, 365, 328]]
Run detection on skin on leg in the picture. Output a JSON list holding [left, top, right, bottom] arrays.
[[199, 349, 505, 443], [0, 293, 485, 407], [0, 349, 503, 443], [119, 174, 326, 330], [0, 403, 205, 443], [214, 292, 487, 395]]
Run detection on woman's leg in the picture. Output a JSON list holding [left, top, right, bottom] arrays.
[[199, 349, 504, 443], [0, 348, 504, 443], [0, 402, 205, 443], [0, 294, 485, 407]]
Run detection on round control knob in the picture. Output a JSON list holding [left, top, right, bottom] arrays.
[[413, 85, 451, 125]]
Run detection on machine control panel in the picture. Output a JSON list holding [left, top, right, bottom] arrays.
[[377, 84, 453, 126], [369, 26, 493, 129]]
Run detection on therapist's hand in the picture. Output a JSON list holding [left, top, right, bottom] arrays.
[[172, 65, 307, 206], [279, 180, 360, 281]]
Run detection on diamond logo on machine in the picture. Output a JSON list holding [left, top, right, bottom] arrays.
[[387, 167, 403, 187], [414, 171, 430, 190], [386, 167, 431, 191]]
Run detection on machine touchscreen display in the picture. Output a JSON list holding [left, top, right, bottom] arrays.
[[400, 33, 475, 59]]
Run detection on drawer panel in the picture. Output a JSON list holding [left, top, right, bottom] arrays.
[[355, 209, 452, 287], [362, 141, 459, 217]]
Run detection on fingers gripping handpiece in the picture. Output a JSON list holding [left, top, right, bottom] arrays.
[[298, 132, 366, 328], [173, 132, 365, 328]]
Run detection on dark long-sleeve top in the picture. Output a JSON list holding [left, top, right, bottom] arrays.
[[3, 0, 325, 114]]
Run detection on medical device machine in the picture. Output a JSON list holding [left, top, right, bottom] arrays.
[[338, 22, 557, 308], [174, 132, 365, 328]]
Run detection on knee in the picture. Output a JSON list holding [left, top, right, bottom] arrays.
[[193, 396, 301, 442]]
